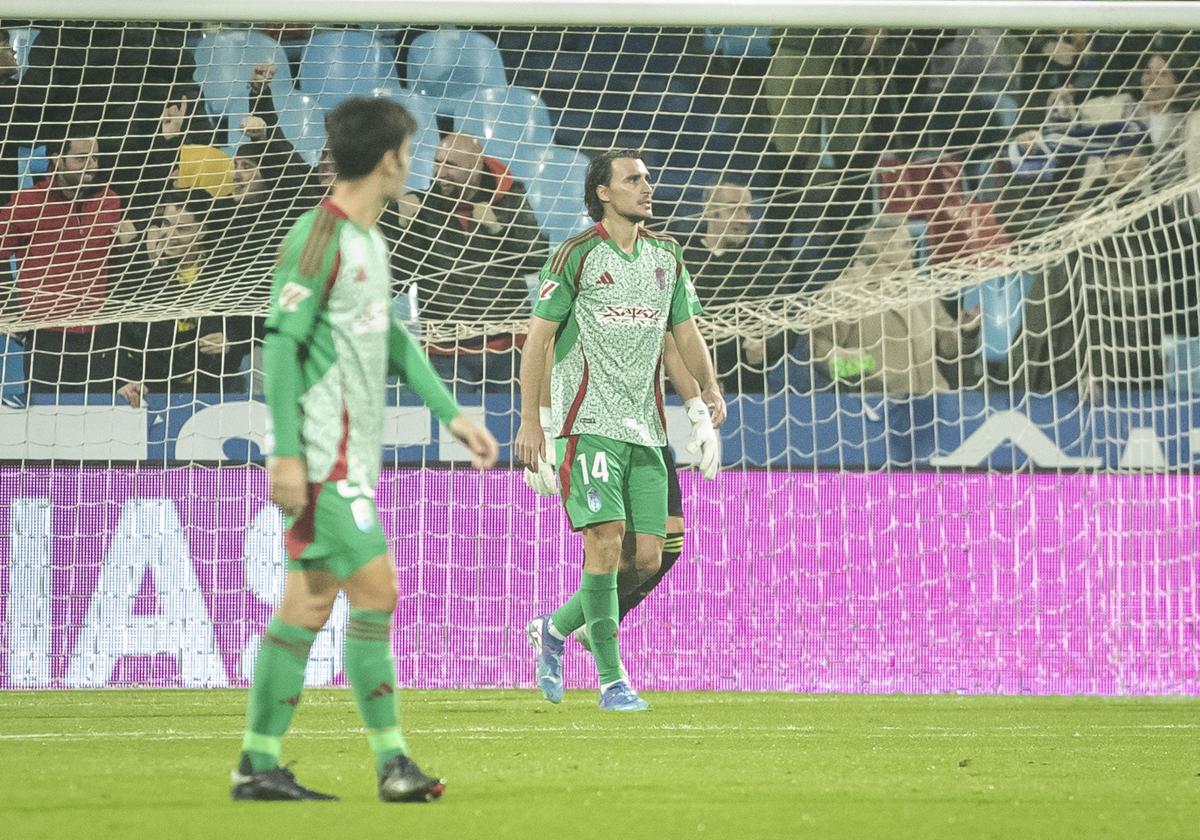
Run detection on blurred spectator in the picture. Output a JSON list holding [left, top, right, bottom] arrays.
[[1125, 50, 1200, 193], [760, 29, 913, 239], [113, 190, 254, 406], [383, 131, 546, 388], [0, 129, 127, 397], [998, 102, 1196, 393], [1, 22, 194, 210], [680, 180, 794, 393], [809, 214, 978, 394], [135, 86, 235, 224]]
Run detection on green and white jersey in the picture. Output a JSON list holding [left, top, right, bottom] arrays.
[[533, 223, 702, 447], [264, 200, 394, 489]]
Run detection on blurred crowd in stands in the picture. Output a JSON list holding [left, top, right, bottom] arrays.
[[0, 21, 1198, 408]]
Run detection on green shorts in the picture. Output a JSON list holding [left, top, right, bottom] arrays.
[[284, 480, 387, 580], [556, 434, 668, 537]]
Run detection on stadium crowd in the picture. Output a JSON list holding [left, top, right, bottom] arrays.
[[0, 22, 1198, 406]]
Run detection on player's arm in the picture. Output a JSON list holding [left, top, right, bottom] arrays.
[[262, 216, 338, 518], [516, 257, 576, 470], [387, 319, 498, 469], [664, 332, 722, 480], [667, 256, 725, 426], [520, 335, 559, 496], [516, 314, 559, 468]]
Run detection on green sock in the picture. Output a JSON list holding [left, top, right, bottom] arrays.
[[580, 572, 622, 685], [345, 608, 408, 772], [549, 592, 585, 638], [241, 616, 318, 772]]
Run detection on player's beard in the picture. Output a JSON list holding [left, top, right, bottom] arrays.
[[620, 208, 652, 225]]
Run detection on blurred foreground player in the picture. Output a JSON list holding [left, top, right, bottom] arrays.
[[231, 97, 498, 802]]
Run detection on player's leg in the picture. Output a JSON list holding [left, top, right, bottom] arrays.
[[526, 435, 636, 705], [619, 446, 685, 618], [342, 553, 445, 803], [232, 565, 339, 801]]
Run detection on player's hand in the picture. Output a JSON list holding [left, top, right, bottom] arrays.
[[685, 396, 721, 480], [516, 413, 551, 467], [269, 456, 309, 519], [449, 414, 499, 469], [522, 407, 558, 496], [118, 381, 146, 408], [701, 382, 726, 429]]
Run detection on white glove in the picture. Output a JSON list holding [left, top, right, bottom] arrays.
[[522, 407, 559, 496], [684, 397, 720, 480]]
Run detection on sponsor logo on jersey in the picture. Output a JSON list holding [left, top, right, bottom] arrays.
[[351, 300, 390, 334], [586, 488, 602, 513], [596, 271, 615, 286], [595, 305, 665, 327], [278, 281, 312, 312], [655, 267, 666, 289], [539, 279, 559, 300]]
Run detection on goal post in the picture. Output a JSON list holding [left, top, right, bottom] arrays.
[[0, 2, 1198, 694]]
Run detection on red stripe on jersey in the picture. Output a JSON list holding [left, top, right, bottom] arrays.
[[326, 406, 351, 481], [322, 251, 341, 304], [653, 356, 667, 434], [320, 197, 350, 219], [559, 435, 580, 504], [559, 358, 590, 437], [595, 222, 610, 240], [572, 246, 590, 295], [284, 482, 324, 560]]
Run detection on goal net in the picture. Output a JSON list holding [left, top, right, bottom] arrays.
[[2, 6, 1199, 693]]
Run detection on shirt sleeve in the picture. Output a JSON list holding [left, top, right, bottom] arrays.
[[669, 256, 702, 327], [264, 212, 340, 343], [387, 317, 461, 426], [531, 253, 577, 323]]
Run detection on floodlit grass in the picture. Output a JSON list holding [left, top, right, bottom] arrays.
[[1, 690, 1197, 839]]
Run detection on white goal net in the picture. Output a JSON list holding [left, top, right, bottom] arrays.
[[1, 6, 1199, 694]]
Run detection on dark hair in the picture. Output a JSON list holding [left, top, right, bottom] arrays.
[[54, 124, 101, 159], [324, 97, 418, 180], [159, 189, 213, 220], [235, 139, 270, 165], [1140, 49, 1200, 110], [584, 149, 644, 222]]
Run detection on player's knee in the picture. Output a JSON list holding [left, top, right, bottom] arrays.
[[634, 546, 661, 579], [291, 592, 337, 631], [583, 523, 624, 573]]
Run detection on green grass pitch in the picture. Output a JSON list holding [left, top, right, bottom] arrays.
[[1, 690, 1197, 839]]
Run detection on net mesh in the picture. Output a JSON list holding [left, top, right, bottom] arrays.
[[1, 19, 1199, 692]]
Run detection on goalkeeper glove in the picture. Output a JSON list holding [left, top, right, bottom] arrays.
[[522, 407, 559, 497], [685, 397, 720, 480]]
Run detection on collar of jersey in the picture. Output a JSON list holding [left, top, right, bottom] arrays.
[[596, 222, 642, 262]]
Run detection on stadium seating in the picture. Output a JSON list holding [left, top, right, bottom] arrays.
[[192, 28, 292, 148], [522, 145, 592, 245], [963, 272, 1035, 363], [703, 27, 773, 59], [299, 28, 400, 101], [6, 26, 38, 79], [405, 28, 508, 117], [274, 90, 327, 166], [450, 86, 555, 181]]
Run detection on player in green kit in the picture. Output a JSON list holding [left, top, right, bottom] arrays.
[[515, 150, 724, 711], [230, 97, 498, 802]]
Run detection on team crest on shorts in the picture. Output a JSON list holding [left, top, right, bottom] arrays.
[[586, 489, 602, 513], [351, 498, 375, 532]]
